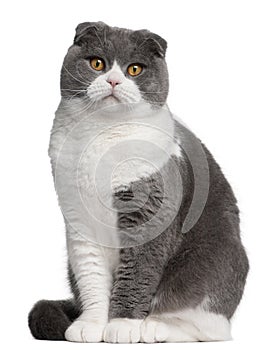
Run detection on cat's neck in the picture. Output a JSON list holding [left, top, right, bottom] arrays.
[[56, 97, 169, 121]]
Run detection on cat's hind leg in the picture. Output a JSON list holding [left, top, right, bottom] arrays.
[[140, 305, 231, 343]]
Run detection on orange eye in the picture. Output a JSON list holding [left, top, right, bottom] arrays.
[[127, 64, 143, 77], [90, 57, 105, 71]]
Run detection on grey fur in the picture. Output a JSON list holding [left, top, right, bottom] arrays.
[[111, 131, 249, 319], [28, 21, 249, 341]]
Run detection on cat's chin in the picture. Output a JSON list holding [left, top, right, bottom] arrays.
[[96, 95, 131, 114], [102, 95, 121, 106]]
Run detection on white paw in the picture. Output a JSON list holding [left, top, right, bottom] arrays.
[[103, 318, 143, 343], [65, 320, 105, 342], [140, 317, 169, 343]]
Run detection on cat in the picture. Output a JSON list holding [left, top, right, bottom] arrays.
[[28, 21, 249, 343]]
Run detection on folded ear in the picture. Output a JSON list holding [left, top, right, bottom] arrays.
[[74, 21, 106, 45], [132, 30, 167, 58], [146, 32, 167, 57]]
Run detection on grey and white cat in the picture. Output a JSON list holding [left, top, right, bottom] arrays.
[[28, 22, 249, 343]]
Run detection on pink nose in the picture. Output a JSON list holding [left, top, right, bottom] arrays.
[[107, 72, 122, 88], [108, 80, 120, 88]]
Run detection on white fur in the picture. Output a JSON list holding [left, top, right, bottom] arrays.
[[102, 301, 231, 344], [141, 300, 231, 343], [104, 318, 143, 343], [49, 62, 182, 342], [64, 224, 119, 342], [50, 100, 181, 248], [65, 320, 106, 343]]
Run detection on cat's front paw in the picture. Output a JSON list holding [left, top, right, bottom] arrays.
[[103, 318, 143, 343], [140, 316, 169, 343], [65, 320, 105, 342]]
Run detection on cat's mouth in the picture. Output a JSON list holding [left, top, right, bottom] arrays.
[[103, 94, 121, 103]]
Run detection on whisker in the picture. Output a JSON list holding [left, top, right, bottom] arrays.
[[61, 90, 87, 104], [75, 64, 92, 86], [138, 90, 168, 94], [61, 89, 87, 92], [72, 91, 86, 99], [68, 97, 95, 117], [83, 99, 97, 115], [58, 96, 91, 114], [62, 65, 89, 85], [58, 98, 83, 108]]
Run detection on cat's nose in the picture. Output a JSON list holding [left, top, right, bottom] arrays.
[[107, 72, 122, 88], [107, 79, 121, 88]]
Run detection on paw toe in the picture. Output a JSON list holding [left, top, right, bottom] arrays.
[[104, 318, 142, 343], [141, 318, 169, 343], [65, 320, 104, 343]]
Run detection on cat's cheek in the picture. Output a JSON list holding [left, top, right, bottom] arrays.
[[103, 318, 143, 343]]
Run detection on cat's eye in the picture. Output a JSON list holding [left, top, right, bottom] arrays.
[[127, 64, 143, 77], [90, 57, 105, 71]]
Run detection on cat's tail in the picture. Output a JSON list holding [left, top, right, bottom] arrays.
[[28, 299, 80, 340]]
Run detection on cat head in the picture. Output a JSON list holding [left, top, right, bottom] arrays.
[[61, 22, 169, 109]]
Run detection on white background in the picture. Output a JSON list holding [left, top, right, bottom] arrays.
[[1, 0, 265, 349]]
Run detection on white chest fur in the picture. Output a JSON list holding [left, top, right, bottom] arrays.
[[49, 100, 180, 248]]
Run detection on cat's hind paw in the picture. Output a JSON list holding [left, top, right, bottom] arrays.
[[103, 318, 143, 343], [65, 320, 105, 342]]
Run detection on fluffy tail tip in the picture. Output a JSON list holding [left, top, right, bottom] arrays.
[[28, 300, 71, 340]]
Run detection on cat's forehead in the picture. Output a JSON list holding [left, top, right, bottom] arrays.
[[92, 28, 143, 60]]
